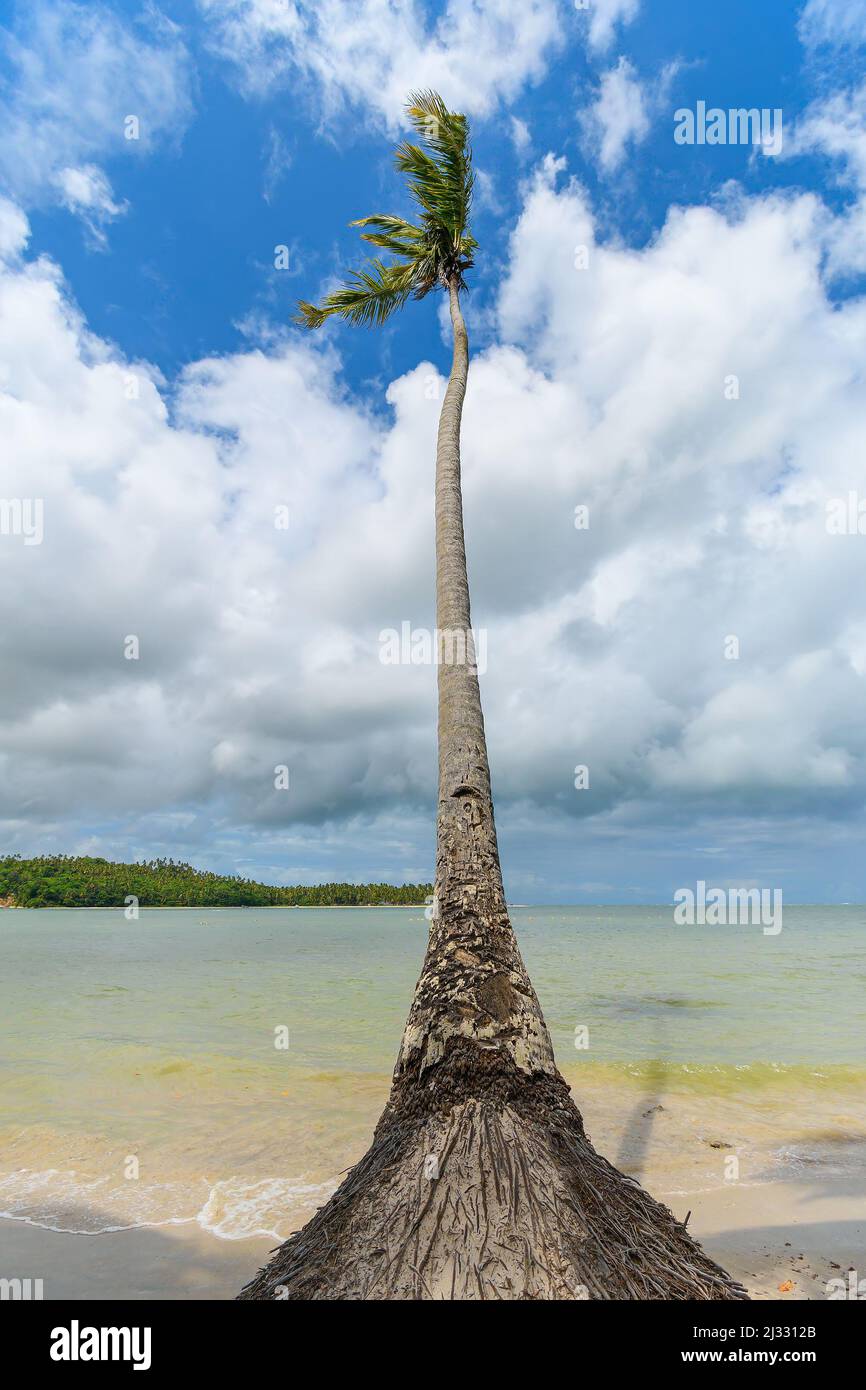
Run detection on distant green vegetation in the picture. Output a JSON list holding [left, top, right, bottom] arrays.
[[0, 856, 432, 909]]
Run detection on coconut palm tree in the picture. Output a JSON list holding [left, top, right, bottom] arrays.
[[241, 92, 746, 1301]]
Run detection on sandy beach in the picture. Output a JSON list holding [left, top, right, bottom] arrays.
[[2, 906, 864, 1301], [2, 1173, 863, 1301], [0, 1215, 273, 1300], [675, 1180, 866, 1301]]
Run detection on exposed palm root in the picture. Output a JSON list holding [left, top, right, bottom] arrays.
[[239, 1041, 747, 1301]]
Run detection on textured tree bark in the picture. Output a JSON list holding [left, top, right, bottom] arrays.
[[396, 278, 555, 1086], [239, 282, 748, 1301]]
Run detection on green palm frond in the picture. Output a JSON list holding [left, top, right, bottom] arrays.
[[404, 89, 474, 244], [296, 91, 476, 331], [350, 215, 423, 258], [295, 259, 418, 329]]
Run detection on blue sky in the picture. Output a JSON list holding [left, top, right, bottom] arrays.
[[3, 0, 866, 901], [16, 0, 836, 385]]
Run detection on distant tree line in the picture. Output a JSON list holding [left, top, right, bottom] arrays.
[[0, 856, 432, 908]]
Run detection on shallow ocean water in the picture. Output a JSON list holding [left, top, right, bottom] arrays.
[[1, 905, 864, 1239]]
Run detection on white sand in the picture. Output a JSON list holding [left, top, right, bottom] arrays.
[[674, 1178, 866, 1301]]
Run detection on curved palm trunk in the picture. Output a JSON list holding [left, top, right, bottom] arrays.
[[239, 284, 747, 1301], [396, 279, 555, 1085]]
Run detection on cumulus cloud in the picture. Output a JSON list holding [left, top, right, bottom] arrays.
[[786, 80, 866, 275], [493, 158, 866, 833], [0, 1, 193, 226], [581, 56, 649, 171], [6, 94, 866, 891], [197, 0, 563, 127]]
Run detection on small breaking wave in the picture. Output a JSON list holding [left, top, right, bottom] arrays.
[[197, 1176, 336, 1240], [0, 1166, 336, 1240]]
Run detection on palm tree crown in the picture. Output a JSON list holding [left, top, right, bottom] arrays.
[[296, 90, 477, 329]]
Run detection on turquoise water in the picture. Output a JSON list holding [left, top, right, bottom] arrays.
[[0, 905, 864, 1238]]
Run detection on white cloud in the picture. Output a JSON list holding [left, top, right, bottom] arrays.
[[53, 165, 128, 247], [262, 125, 293, 203], [6, 122, 866, 887], [583, 0, 640, 53], [799, 0, 866, 48], [493, 160, 866, 820], [786, 80, 866, 275], [0, 1, 193, 226], [197, 0, 563, 126], [0, 198, 30, 260], [510, 116, 533, 158], [581, 57, 649, 171], [474, 168, 503, 214], [792, 80, 866, 185]]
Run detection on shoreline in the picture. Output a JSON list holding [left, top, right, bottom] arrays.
[[2, 1173, 862, 1301], [0, 903, 428, 910], [4, 902, 865, 909], [3, 904, 862, 1300]]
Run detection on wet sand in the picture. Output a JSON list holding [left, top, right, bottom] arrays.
[[2, 1173, 863, 1301], [0, 1216, 274, 1300]]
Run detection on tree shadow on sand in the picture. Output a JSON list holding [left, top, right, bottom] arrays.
[[614, 1054, 671, 1180], [612, 1014, 671, 1181]]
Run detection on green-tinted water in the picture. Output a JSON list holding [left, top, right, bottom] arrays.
[[1, 906, 864, 1238]]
